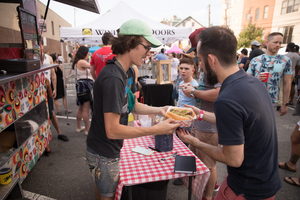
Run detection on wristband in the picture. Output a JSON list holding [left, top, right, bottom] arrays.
[[198, 110, 204, 121]]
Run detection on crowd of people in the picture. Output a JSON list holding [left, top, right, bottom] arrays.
[[42, 18, 300, 200]]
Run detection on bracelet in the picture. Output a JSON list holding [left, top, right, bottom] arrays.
[[198, 110, 204, 121]]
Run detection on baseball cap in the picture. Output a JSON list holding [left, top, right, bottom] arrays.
[[119, 19, 162, 48], [186, 27, 206, 53], [251, 40, 261, 46]]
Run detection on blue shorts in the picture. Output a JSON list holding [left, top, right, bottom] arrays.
[[86, 145, 120, 198]]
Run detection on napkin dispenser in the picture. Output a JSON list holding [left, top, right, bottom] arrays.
[[0, 59, 40, 73]]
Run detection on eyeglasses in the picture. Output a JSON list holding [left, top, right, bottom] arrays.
[[139, 42, 151, 53]]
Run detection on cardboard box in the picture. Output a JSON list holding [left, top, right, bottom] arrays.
[[0, 131, 16, 152]]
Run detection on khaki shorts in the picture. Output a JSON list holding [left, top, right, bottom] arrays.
[[190, 126, 218, 169]]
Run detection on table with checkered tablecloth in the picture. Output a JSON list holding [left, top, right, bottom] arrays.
[[114, 121, 210, 200]]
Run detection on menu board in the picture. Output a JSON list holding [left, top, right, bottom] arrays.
[[17, 7, 41, 60]]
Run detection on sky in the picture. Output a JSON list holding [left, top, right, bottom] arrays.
[[39, 0, 222, 27]]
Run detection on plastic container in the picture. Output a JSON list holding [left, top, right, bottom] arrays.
[[0, 167, 12, 185], [128, 113, 134, 127], [155, 134, 173, 152], [140, 118, 152, 127]]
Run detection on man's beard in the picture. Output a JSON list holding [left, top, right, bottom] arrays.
[[204, 58, 219, 85]]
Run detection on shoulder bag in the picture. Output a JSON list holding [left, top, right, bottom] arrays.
[[76, 67, 90, 102]]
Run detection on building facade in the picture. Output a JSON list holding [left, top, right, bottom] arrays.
[[271, 0, 300, 43], [161, 16, 203, 49], [221, 0, 299, 44], [0, 0, 72, 61]]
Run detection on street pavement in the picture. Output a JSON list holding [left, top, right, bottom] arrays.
[[21, 88, 300, 200]]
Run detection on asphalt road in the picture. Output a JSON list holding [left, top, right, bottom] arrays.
[[21, 88, 300, 200]]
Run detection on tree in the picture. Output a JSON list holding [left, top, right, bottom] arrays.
[[237, 23, 264, 49]]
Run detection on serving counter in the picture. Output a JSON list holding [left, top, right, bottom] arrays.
[[0, 64, 58, 185]]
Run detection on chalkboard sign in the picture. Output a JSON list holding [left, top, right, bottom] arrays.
[[17, 7, 41, 60]]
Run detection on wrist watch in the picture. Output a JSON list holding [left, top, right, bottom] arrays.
[[285, 103, 289, 106], [190, 88, 195, 99]]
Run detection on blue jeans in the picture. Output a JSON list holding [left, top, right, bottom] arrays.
[[86, 145, 120, 198]]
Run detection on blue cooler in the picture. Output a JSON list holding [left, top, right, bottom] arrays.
[[155, 134, 173, 152]]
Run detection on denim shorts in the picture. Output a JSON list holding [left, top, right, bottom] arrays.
[[86, 146, 120, 198]]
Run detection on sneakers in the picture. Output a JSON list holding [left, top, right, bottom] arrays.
[[173, 178, 184, 185], [58, 134, 69, 142], [214, 182, 220, 191], [76, 126, 85, 133]]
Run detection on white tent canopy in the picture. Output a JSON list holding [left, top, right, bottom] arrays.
[[60, 1, 192, 45]]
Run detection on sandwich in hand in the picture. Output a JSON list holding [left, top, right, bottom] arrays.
[[166, 107, 195, 121]]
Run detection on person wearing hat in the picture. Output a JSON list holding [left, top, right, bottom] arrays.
[[85, 19, 180, 200], [180, 28, 221, 199], [244, 40, 264, 71]]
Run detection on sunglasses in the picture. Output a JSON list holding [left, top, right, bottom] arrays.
[[139, 42, 151, 53]]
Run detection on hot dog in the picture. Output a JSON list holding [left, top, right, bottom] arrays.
[[165, 107, 195, 121]]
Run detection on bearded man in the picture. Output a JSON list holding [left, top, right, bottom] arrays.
[[177, 26, 282, 200]]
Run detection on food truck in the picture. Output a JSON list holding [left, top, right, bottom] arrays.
[[0, 1, 100, 198]]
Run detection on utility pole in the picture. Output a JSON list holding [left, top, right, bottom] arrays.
[[208, 4, 211, 27], [225, 0, 228, 27], [74, 8, 76, 27]]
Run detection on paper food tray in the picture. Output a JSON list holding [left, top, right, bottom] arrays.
[[166, 106, 196, 127]]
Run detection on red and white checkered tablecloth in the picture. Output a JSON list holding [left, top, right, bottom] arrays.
[[114, 121, 211, 200]]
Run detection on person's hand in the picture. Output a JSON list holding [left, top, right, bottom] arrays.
[[176, 128, 196, 145], [257, 72, 267, 81], [279, 104, 288, 116], [159, 106, 169, 117], [182, 85, 194, 97], [52, 90, 56, 98], [183, 105, 201, 116], [155, 118, 181, 135]]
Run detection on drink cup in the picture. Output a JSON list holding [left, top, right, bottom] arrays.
[[140, 118, 152, 127], [262, 72, 270, 82]]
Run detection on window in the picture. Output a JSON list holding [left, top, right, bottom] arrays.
[[247, 13, 250, 20], [264, 6, 269, 18], [227, 17, 231, 26], [182, 22, 186, 27], [227, 0, 233, 8], [282, 26, 294, 44], [192, 22, 195, 27], [281, 0, 299, 14], [51, 21, 54, 35], [255, 8, 260, 20]]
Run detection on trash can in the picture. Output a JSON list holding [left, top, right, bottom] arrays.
[[121, 180, 169, 200]]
